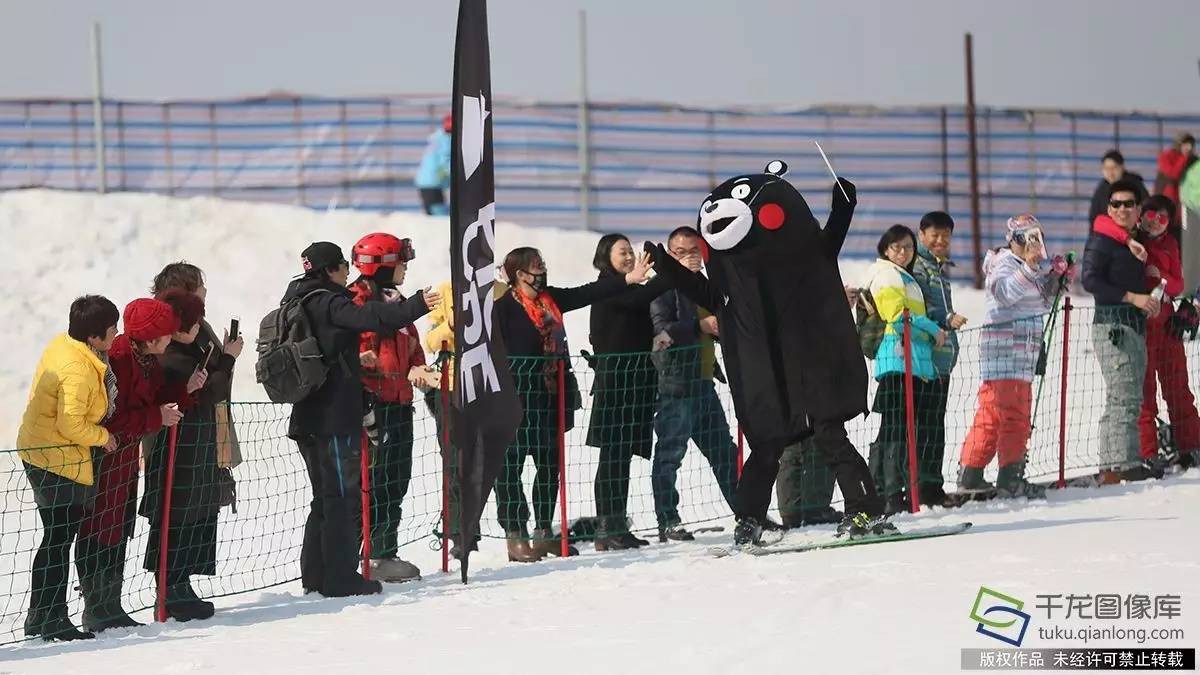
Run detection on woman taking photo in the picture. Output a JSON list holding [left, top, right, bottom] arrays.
[[494, 246, 653, 562], [18, 296, 121, 641], [586, 234, 670, 550], [862, 225, 947, 514]]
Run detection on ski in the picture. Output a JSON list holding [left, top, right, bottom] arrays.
[[708, 522, 972, 558]]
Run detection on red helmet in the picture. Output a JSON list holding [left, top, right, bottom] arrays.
[[442, 114, 453, 132], [352, 232, 415, 277]]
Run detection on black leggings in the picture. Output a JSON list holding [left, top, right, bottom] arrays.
[[594, 445, 633, 524], [496, 411, 560, 533], [29, 503, 84, 619]]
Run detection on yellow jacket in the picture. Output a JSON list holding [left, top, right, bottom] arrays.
[[424, 279, 509, 390], [17, 333, 112, 485]]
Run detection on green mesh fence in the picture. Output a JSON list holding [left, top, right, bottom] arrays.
[[2, 307, 1199, 645]]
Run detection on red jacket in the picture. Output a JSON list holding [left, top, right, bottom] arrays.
[[350, 279, 426, 405], [1156, 149, 1191, 207], [1092, 215, 1183, 323], [82, 334, 189, 546]]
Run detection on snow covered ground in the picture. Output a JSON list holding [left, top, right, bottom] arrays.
[[2, 471, 1197, 674]]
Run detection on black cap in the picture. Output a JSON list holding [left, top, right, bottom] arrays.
[[301, 242, 347, 273]]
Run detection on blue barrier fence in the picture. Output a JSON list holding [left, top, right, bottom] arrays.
[[1, 95, 1197, 258]]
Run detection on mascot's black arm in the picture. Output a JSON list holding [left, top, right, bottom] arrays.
[[548, 275, 630, 313], [821, 177, 858, 259], [643, 242, 722, 315]]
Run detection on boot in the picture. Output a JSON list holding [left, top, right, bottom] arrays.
[[733, 517, 763, 546], [884, 492, 909, 516], [593, 519, 637, 552], [530, 528, 578, 557], [27, 607, 94, 642], [957, 465, 993, 492], [837, 512, 899, 539], [79, 563, 142, 632], [505, 530, 543, 563], [177, 578, 215, 620], [321, 573, 383, 597], [616, 531, 650, 548], [918, 484, 948, 507], [996, 462, 1047, 499], [658, 524, 695, 542], [368, 557, 422, 583]]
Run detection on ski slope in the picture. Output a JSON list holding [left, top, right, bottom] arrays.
[[4, 472, 1198, 674]]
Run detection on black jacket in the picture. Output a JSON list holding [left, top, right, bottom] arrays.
[[1081, 229, 1147, 333], [585, 272, 670, 456], [494, 276, 628, 431], [283, 276, 430, 439], [141, 321, 232, 525], [1088, 172, 1148, 224], [650, 288, 707, 397]]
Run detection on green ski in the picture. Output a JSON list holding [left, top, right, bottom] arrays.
[[708, 522, 972, 558]]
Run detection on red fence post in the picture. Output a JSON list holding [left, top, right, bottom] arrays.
[[557, 358, 569, 558], [1058, 298, 1072, 489], [155, 425, 179, 623], [736, 425, 744, 480], [902, 310, 920, 514], [360, 430, 371, 581], [440, 340, 451, 574]]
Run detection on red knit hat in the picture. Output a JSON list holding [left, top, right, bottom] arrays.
[[156, 288, 205, 332], [123, 298, 179, 341]]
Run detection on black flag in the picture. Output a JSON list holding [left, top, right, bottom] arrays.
[[449, 0, 522, 584]]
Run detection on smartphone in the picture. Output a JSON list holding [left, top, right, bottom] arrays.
[[230, 317, 240, 342], [200, 343, 218, 371]]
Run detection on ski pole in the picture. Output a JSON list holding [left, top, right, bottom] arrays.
[[1031, 253, 1075, 430]]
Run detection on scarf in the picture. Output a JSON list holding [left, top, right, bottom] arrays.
[[511, 287, 568, 392], [92, 345, 118, 423]]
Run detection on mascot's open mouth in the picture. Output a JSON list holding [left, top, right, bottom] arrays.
[[709, 216, 737, 235]]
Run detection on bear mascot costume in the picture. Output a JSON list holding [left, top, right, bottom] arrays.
[[646, 160, 894, 544]]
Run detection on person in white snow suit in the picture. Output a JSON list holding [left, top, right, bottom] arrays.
[[957, 215, 1072, 498]]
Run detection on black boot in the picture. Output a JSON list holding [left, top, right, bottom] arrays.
[[178, 578, 215, 620], [657, 524, 695, 542], [78, 556, 142, 632], [733, 517, 763, 546], [29, 607, 94, 642], [594, 518, 638, 552], [996, 462, 1047, 499]]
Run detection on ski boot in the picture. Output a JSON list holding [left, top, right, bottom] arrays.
[[733, 517, 764, 547], [957, 465, 994, 492], [996, 462, 1047, 499], [837, 512, 899, 539]]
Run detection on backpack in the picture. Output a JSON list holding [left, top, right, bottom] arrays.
[[255, 290, 332, 404], [854, 289, 885, 360]]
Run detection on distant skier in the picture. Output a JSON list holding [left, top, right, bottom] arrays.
[[415, 114, 452, 216]]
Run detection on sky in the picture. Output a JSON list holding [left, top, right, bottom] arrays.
[[0, 0, 1198, 113]]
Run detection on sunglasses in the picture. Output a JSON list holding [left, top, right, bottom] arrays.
[[1142, 210, 1170, 227], [1108, 199, 1139, 210]]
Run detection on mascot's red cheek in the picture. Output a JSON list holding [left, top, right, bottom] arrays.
[[758, 203, 785, 230]]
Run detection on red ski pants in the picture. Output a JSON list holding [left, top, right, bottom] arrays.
[[960, 380, 1032, 469], [1138, 319, 1200, 458]]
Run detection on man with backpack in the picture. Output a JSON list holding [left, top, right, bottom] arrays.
[[258, 241, 438, 597]]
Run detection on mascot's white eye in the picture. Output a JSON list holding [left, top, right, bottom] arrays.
[[731, 184, 751, 200]]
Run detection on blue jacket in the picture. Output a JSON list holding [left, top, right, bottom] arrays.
[[414, 129, 451, 189], [864, 258, 941, 382], [910, 242, 960, 377]]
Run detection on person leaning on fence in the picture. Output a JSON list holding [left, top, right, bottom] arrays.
[[139, 289, 231, 622], [1093, 195, 1200, 474], [909, 211, 968, 506], [863, 225, 948, 514], [493, 246, 653, 562], [958, 215, 1072, 498], [81, 298, 196, 632], [281, 242, 436, 598], [1082, 180, 1161, 483], [17, 296, 121, 641], [585, 234, 672, 551], [649, 227, 739, 539], [349, 233, 440, 583]]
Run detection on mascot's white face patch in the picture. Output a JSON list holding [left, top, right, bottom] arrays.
[[699, 180, 753, 250]]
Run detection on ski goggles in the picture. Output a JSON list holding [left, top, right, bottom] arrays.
[[1141, 210, 1170, 228], [354, 238, 416, 266]]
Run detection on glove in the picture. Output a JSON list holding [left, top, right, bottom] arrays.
[[832, 177, 857, 210]]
